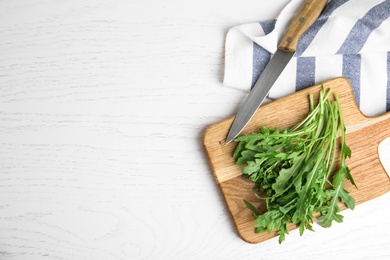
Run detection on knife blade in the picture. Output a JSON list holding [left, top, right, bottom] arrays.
[[226, 0, 327, 144]]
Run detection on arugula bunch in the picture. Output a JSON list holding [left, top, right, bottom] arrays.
[[233, 87, 357, 244]]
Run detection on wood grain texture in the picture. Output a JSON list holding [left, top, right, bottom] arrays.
[[204, 77, 390, 244], [278, 0, 327, 52]]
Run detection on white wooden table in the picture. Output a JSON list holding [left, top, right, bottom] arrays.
[[1, 1, 389, 259]]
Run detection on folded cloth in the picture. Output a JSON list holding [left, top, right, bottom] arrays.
[[223, 0, 390, 116]]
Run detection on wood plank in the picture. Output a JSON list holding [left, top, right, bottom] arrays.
[[203, 77, 390, 244]]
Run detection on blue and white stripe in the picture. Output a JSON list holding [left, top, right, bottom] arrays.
[[223, 0, 390, 116]]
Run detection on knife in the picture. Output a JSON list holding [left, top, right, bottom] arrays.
[[226, 0, 327, 144]]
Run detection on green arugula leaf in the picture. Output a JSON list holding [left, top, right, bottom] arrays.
[[317, 198, 344, 228], [233, 87, 357, 243], [272, 154, 304, 196], [244, 199, 261, 216]]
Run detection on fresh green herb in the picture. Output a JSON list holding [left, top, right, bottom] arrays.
[[233, 87, 357, 244]]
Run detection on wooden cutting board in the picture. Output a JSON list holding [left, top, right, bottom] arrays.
[[203, 77, 390, 244]]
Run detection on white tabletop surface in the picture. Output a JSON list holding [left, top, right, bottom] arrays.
[[1, 0, 390, 259]]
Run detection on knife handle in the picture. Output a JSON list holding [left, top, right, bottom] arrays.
[[278, 0, 327, 52]]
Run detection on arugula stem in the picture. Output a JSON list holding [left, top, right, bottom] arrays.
[[233, 87, 356, 243]]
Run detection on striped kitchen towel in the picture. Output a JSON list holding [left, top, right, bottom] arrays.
[[223, 0, 390, 116]]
